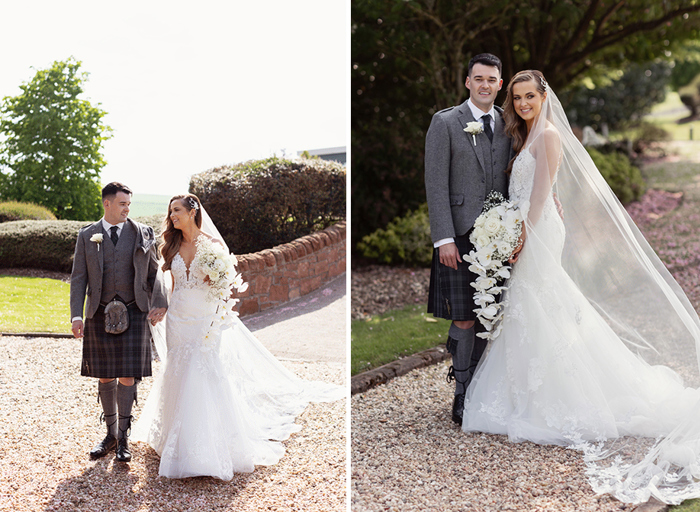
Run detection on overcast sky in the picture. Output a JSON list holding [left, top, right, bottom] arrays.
[[0, 0, 347, 196]]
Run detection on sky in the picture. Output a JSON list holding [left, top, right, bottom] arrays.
[[0, 0, 348, 196]]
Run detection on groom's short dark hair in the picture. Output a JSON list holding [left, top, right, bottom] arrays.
[[468, 53, 502, 77], [102, 182, 133, 200]]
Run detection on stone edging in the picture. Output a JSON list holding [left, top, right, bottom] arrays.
[[234, 221, 346, 317], [351, 345, 450, 395]]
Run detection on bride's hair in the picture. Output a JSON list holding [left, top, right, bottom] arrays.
[[503, 69, 548, 173], [160, 193, 203, 271]]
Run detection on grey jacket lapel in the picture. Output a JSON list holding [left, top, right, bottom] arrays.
[[457, 103, 487, 173], [86, 222, 104, 274]]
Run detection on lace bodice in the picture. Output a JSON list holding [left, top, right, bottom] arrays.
[[170, 241, 209, 291]]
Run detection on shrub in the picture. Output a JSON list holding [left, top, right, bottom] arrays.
[[357, 203, 433, 267], [587, 147, 646, 204], [0, 220, 89, 272], [189, 157, 345, 254], [0, 201, 57, 222], [0, 215, 167, 272]]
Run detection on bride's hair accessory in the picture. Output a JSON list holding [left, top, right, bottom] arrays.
[[188, 197, 199, 211], [538, 74, 548, 92]]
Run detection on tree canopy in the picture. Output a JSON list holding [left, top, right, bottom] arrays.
[[352, 0, 700, 247], [0, 57, 111, 221]]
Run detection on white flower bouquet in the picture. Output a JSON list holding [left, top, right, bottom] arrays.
[[464, 191, 523, 340], [196, 236, 249, 343]]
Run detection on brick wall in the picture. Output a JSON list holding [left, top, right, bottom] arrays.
[[234, 221, 346, 316]]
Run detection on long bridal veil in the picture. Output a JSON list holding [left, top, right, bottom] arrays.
[[519, 85, 700, 504], [144, 206, 345, 450]]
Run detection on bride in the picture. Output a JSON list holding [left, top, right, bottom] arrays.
[[462, 70, 700, 504], [132, 193, 345, 480]]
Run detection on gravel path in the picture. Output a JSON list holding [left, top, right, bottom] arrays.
[[0, 336, 346, 512], [351, 361, 638, 512]]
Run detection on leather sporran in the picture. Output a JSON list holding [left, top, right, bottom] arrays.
[[104, 300, 129, 334]]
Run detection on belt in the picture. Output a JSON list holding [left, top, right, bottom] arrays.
[[100, 296, 136, 308]]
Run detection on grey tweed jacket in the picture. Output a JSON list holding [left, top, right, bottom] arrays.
[[69, 218, 168, 320], [424, 99, 513, 243]]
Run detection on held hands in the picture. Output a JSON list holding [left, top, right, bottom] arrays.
[[147, 307, 167, 326], [439, 242, 462, 270], [71, 319, 84, 338]]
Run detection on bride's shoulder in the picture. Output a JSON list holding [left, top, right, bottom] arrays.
[[197, 232, 225, 248], [543, 122, 561, 150]]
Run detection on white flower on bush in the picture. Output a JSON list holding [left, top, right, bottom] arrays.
[[90, 233, 103, 251], [463, 191, 523, 341]]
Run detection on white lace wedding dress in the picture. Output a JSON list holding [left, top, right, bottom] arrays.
[[462, 141, 700, 503], [132, 243, 345, 480]]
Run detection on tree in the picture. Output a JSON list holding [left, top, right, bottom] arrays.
[[0, 57, 111, 220], [352, 0, 700, 248]]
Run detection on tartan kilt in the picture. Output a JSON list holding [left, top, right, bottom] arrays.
[[81, 303, 152, 379], [427, 231, 479, 321]]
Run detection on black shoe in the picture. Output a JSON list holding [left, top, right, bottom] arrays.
[[452, 393, 465, 425], [115, 437, 131, 462], [89, 433, 117, 460]]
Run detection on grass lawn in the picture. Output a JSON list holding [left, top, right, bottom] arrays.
[[351, 303, 449, 375], [128, 193, 170, 218], [673, 499, 700, 511], [0, 276, 71, 333]]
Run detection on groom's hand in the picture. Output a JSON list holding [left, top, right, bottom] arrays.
[[148, 307, 167, 325], [71, 319, 84, 338], [439, 243, 462, 270]]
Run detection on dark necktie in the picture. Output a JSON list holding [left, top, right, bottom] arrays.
[[110, 226, 119, 245], [482, 114, 493, 143]]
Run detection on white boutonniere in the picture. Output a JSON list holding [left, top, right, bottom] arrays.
[[464, 121, 484, 146], [90, 233, 103, 251]]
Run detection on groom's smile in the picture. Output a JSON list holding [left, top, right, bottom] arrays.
[[465, 62, 502, 113]]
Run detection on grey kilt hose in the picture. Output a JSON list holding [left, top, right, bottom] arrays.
[[81, 302, 152, 379], [427, 231, 479, 322]]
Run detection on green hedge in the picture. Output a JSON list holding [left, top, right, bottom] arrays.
[[357, 203, 432, 267], [190, 156, 346, 254], [0, 216, 165, 272], [587, 147, 646, 204], [0, 201, 57, 222], [358, 148, 646, 267]]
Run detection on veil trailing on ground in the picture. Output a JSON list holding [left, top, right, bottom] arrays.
[[148, 205, 345, 417], [521, 86, 700, 503]]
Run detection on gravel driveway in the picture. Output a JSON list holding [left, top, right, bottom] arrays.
[[0, 336, 346, 512]]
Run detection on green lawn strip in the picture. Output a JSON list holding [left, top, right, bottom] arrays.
[[351, 303, 449, 375], [0, 275, 71, 333], [672, 499, 700, 511]]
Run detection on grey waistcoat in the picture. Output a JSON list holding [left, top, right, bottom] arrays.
[[101, 222, 136, 304]]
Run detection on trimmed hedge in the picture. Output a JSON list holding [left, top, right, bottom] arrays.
[[0, 201, 57, 222], [189, 157, 346, 254], [0, 220, 89, 272], [587, 147, 646, 204], [0, 216, 166, 272]]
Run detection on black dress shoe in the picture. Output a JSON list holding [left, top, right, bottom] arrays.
[[452, 393, 465, 425], [90, 433, 117, 460], [115, 437, 132, 462]]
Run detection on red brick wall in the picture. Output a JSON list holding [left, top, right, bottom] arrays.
[[234, 222, 346, 316]]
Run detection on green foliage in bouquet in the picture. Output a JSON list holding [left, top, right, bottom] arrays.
[[357, 203, 433, 267], [587, 148, 646, 204], [189, 157, 345, 254], [0, 201, 57, 222]]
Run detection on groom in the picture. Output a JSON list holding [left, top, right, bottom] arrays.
[[70, 182, 168, 462], [425, 53, 512, 425]]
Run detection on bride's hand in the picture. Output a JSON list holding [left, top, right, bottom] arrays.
[[508, 228, 527, 264]]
